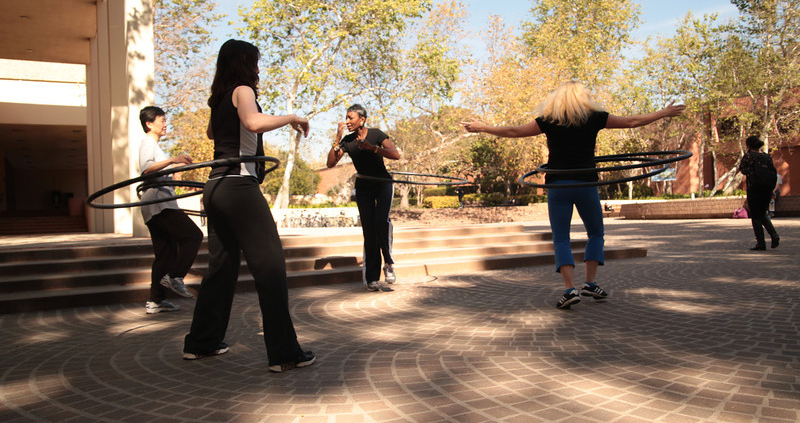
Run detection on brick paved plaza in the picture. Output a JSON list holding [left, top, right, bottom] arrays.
[[1, 218, 798, 422]]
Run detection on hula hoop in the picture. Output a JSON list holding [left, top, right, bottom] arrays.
[[87, 156, 280, 209], [520, 150, 692, 189], [355, 171, 469, 186]]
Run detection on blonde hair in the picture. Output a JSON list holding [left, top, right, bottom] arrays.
[[534, 80, 605, 127]]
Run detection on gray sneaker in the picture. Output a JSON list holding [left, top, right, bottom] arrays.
[[146, 300, 180, 314], [383, 264, 396, 284], [160, 275, 194, 298]]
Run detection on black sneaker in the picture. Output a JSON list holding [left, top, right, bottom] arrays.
[[557, 289, 580, 309], [269, 351, 316, 373], [771, 237, 780, 249], [581, 284, 608, 300], [750, 244, 766, 251], [183, 342, 229, 360]]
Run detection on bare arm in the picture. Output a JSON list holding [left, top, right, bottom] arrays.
[[233, 86, 310, 137], [366, 138, 400, 160], [142, 154, 193, 174], [459, 119, 542, 138], [606, 102, 685, 129]]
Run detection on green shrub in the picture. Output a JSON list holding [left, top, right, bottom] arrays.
[[423, 196, 461, 209], [423, 187, 448, 197], [511, 194, 546, 205]]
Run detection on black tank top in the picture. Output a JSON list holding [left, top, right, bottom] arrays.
[[208, 87, 265, 181]]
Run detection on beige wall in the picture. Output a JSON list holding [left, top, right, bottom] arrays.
[[86, 0, 154, 236]]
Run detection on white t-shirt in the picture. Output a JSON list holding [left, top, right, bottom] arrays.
[[138, 135, 179, 223]]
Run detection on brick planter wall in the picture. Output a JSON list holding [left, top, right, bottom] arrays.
[[619, 195, 800, 219]]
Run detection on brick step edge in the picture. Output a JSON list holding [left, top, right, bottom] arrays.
[[0, 247, 647, 314]]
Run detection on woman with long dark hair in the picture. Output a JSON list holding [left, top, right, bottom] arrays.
[[461, 80, 684, 309], [183, 39, 315, 372]]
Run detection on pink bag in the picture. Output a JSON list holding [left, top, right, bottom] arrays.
[[733, 208, 748, 219]]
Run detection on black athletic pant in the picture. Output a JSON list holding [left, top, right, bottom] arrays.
[[355, 181, 394, 283], [184, 177, 302, 364], [145, 208, 203, 302], [747, 189, 778, 245]]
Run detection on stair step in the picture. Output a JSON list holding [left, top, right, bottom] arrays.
[[0, 224, 648, 314]]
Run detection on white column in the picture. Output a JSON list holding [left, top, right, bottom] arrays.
[[86, 0, 154, 236]]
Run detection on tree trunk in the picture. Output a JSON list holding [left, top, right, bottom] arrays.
[[275, 131, 302, 209]]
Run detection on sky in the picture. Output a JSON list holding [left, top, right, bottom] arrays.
[[212, 0, 740, 52], [206, 0, 741, 162]]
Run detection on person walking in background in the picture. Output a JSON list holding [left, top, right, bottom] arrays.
[[138, 106, 202, 314], [327, 104, 401, 292], [460, 80, 684, 309], [739, 135, 779, 250], [183, 39, 315, 373]]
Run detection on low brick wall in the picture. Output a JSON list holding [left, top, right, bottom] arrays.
[[619, 195, 800, 219]]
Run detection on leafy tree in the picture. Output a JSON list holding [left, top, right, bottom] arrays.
[[154, 0, 222, 111], [730, 0, 800, 149], [389, 105, 472, 207], [520, 0, 641, 88], [239, 0, 464, 209]]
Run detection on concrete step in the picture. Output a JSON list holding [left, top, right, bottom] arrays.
[[0, 223, 648, 314]]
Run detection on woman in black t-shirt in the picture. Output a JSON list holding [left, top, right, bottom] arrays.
[[461, 81, 684, 309], [327, 104, 401, 292]]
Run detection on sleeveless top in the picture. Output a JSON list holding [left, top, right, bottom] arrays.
[[208, 86, 266, 181]]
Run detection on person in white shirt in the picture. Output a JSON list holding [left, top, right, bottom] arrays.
[[138, 106, 203, 314]]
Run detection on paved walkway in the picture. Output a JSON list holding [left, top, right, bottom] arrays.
[[1, 218, 799, 423]]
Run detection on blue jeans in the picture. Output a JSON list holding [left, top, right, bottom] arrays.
[[546, 181, 604, 272]]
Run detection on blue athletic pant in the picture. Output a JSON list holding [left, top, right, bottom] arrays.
[[546, 181, 604, 272]]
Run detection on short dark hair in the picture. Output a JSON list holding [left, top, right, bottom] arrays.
[[745, 135, 764, 150], [139, 106, 165, 133], [347, 104, 367, 120]]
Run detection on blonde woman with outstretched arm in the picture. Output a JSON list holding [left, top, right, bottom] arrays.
[[461, 81, 684, 309]]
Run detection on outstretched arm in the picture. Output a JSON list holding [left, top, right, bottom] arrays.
[[606, 102, 685, 129], [459, 119, 542, 138], [233, 86, 310, 137]]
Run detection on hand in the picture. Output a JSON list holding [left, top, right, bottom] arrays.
[[459, 119, 484, 133], [662, 101, 686, 118], [336, 121, 347, 138], [292, 116, 310, 137], [356, 139, 373, 151], [173, 154, 193, 166]]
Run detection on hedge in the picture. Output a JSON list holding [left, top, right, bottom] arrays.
[[423, 196, 461, 209]]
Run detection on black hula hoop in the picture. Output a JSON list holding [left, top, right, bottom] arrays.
[[355, 171, 469, 186], [519, 150, 692, 189], [87, 156, 280, 209]]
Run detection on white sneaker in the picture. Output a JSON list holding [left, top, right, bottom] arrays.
[[160, 275, 194, 298], [383, 264, 396, 284], [365, 281, 393, 292], [146, 300, 180, 314]]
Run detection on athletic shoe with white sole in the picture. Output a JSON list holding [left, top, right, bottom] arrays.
[[183, 342, 229, 360], [580, 283, 608, 300], [383, 264, 397, 284], [145, 299, 180, 314], [268, 350, 316, 373], [160, 275, 194, 298], [557, 289, 581, 309]]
